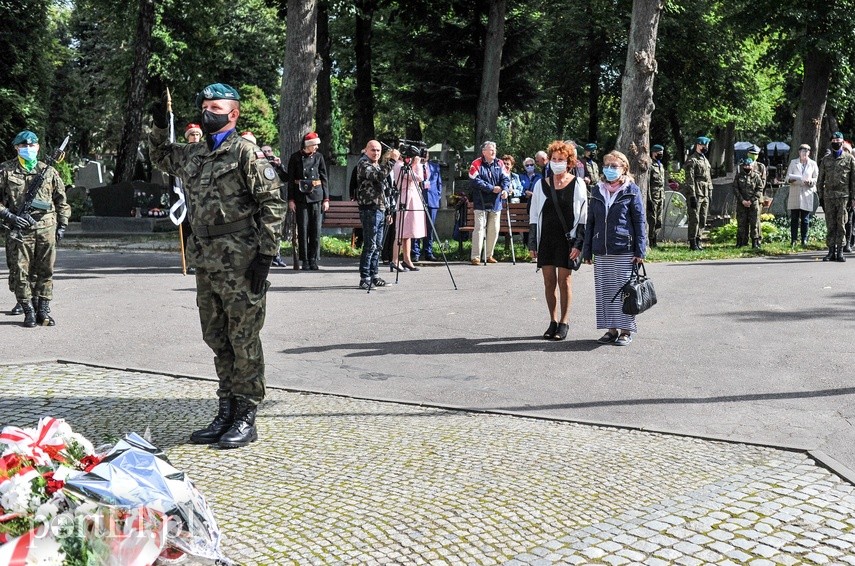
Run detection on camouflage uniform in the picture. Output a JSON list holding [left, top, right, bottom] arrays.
[[732, 167, 764, 245], [0, 159, 70, 303], [149, 127, 285, 406], [647, 159, 666, 245], [683, 151, 712, 244], [816, 151, 855, 249]]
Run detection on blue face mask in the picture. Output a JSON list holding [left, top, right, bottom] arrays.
[[17, 146, 38, 161], [525, 165, 535, 173], [603, 165, 622, 182]]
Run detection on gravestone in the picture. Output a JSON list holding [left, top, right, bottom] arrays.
[[659, 190, 688, 242], [74, 161, 104, 189], [769, 185, 819, 217]]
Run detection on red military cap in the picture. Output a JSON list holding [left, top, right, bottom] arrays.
[[303, 132, 321, 147]]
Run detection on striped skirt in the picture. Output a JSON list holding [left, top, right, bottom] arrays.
[[593, 254, 637, 333]]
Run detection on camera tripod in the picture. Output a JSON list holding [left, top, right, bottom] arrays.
[[367, 156, 457, 292]]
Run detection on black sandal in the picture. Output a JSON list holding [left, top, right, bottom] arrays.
[[553, 323, 569, 340], [543, 321, 558, 339], [597, 331, 619, 344]]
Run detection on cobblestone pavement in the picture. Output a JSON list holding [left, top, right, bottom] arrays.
[[2, 362, 855, 565]]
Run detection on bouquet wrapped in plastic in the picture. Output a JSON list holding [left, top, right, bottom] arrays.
[[0, 418, 232, 565]]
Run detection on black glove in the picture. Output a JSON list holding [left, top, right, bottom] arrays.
[[1, 209, 34, 229], [150, 98, 168, 129], [56, 225, 66, 242], [688, 196, 698, 209], [246, 253, 274, 294]]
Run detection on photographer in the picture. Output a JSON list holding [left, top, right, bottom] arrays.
[[287, 132, 328, 270], [390, 146, 426, 272], [356, 140, 399, 289]]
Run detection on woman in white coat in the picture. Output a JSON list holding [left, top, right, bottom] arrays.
[[786, 143, 819, 247]]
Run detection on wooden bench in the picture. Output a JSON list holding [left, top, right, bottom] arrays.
[[322, 200, 363, 246], [457, 201, 530, 259]]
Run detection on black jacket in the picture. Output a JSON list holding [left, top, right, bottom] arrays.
[[287, 150, 328, 204]]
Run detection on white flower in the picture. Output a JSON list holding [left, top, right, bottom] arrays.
[[0, 475, 36, 514], [51, 465, 75, 482], [35, 502, 59, 522]]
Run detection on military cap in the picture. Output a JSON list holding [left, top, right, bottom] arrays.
[[748, 145, 760, 154], [303, 132, 321, 147], [831, 131, 844, 140], [799, 144, 811, 151], [12, 130, 38, 146], [652, 144, 664, 152], [195, 83, 241, 109], [184, 123, 202, 136], [584, 143, 598, 151], [695, 136, 711, 145]]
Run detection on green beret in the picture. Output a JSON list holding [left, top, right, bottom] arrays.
[[195, 83, 241, 109], [832, 131, 844, 140], [12, 130, 38, 146], [652, 144, 664, 152], [584, 143, 598, 151], [695, 136, 711, 146]]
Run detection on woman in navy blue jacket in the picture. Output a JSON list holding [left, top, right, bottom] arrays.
[[581, 150, 647, 346]]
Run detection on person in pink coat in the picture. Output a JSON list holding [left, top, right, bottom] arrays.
[[390, 155, 426, 272]]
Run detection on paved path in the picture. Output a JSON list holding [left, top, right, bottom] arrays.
[[3, 362, 855, 565], [2, 247, 854, 471]]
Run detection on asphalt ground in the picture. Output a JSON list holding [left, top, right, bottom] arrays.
[[1, 243, 854, 473]]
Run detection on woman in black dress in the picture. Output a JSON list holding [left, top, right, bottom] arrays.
[[528, 140, 588, 340]]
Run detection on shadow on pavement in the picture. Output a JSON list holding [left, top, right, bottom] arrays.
[[0, 396, 217, 450], [488, 385, 855, 412], [281, 336, 601, 356]]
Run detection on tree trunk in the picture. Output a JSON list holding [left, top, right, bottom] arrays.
[[708, 125, 724, 177], [615, 0, 663, 207], [475, 0, 505, 147], [112, 0, 154, 184], [723, 121, 735, 175], [315, 0, 333, 163], [669, 113, 684, 166], [280, 0, 320, 157], [353, 0, 377, 149], [789, 49, 832, 162]]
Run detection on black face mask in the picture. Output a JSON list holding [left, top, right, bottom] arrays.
[[653, 153, 662, 161], [831, 141, 842, 151], [201, 110, 231, 134]]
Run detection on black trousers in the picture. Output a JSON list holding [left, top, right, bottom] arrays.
[[296, 201, 322, 262]]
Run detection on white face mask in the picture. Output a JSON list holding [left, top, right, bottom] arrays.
[[550, 161, 567, 175]]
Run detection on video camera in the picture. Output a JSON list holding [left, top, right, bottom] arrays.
[[398, 139, 428, 159]]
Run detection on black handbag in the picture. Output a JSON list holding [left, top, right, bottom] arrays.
[[612, 262, 657, 315], [545, 174, 582, 271]]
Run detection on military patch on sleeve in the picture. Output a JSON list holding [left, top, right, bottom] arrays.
[[255, 151, 267, 161], [263, 167, 276, 180]]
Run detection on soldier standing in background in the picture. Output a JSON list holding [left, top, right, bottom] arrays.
[[149, 83, 286, 448], [0, 130, 70, 328], [683, 136, 713, 251], [732, 157, 765, 249], [647, 144, 666, 248], [816, 131, 855, 263], [582, 143, 600, 190], [747, 144, 767, 190]]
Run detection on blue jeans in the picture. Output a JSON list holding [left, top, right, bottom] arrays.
[[359, 208, 385, 280]]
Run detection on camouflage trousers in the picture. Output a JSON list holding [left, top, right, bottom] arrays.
[[735, 201, 762, 242], [824, 197, 849, 247], [8, 225, 57, 302], [195, 268, 268, 406], [647, 189, 664, 243], [687, 195, 709, 241]]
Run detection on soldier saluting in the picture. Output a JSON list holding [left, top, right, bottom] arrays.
[[149, 83, 286, 448], [0, 130, 70, 327]]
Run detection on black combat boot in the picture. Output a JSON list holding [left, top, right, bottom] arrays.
[[189, 397, 235, 444], [218, 398, 258, 449], [10, 302, 23, 315], [835, 246, 847, 262], [21, 302, 36, 328], [823, 245, 836, 262], [689, 239, 699, 251], [35, 298, 55, 326]]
